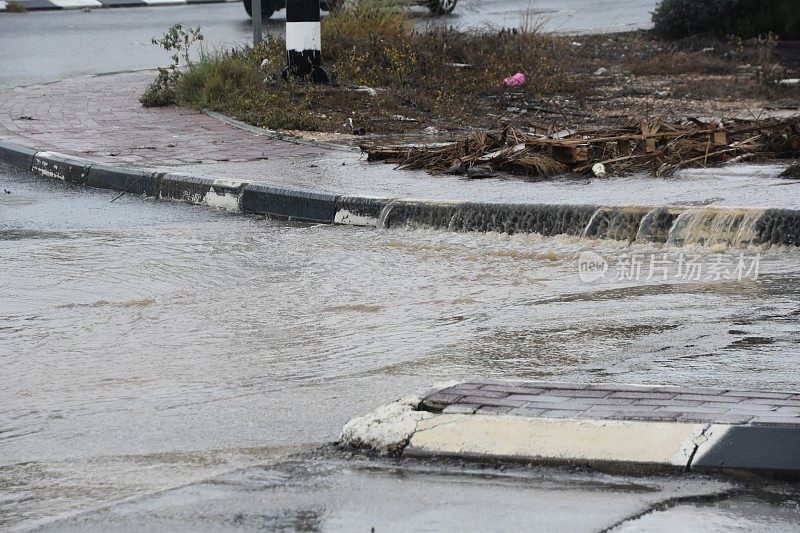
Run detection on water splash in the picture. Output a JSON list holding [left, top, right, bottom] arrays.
[[370, 195, 800, 248], [377, 199, 399, 229], [665, 208, 767, 247]]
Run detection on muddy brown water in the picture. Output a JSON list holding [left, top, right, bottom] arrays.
[[2, 164, 800, 529]]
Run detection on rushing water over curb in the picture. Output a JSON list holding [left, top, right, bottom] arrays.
[[376, 201, 800, 248], [4, 143, 799, 249], [666, 208, 766, 247]]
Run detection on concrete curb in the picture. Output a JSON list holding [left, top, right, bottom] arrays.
[[0, 0, 238, 12], [2, 138, 800, 246], [0, 139, 36, 171], [202, 109, 358, 154], [241, 183, 338, 223], [339, 381, 800, 479]]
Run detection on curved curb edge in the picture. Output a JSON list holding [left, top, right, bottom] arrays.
[[2, 138, 800, 246], [202, 109, 359, 154], [0, 139, 360, 224]]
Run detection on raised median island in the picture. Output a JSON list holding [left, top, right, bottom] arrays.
[[341, 380, 800, 478]]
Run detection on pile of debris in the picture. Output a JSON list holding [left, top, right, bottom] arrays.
[[362, 116, 800, 179]]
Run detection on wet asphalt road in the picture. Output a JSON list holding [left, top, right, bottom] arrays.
[[0, 0, 658, 89], [3, 163, 800, 530], [3, 1, 800, 530]]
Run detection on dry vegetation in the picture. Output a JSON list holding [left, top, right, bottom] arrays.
[[142, 2, 800, 147], [5, 1, 28, 13], [366, 118, 800, 179]]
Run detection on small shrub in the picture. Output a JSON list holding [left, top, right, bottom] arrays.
[[141, 0, 568, 130], [176, 43, 323, 131], [140, 68, 177, 107], [320, 0, 564, 116], [140, 24, 203, 108], [653, 0, 800, 40], [5, 1, 28, 12]]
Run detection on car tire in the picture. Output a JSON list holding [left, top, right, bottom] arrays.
[[428, 0, 456, 15], [243, 0, 276, 19]]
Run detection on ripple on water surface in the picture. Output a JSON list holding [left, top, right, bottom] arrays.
[[2, 165, 800, 528]]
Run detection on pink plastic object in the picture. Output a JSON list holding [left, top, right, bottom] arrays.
[[502, 72, 527, 87]]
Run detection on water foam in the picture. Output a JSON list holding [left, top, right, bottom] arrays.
[[375, 201, 800, 248]]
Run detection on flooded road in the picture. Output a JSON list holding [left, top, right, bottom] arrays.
[[2, 163, 800, 530]]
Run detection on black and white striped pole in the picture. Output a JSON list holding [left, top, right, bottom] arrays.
[[252, 0, 262, 46], [284, 0, 330, 84]]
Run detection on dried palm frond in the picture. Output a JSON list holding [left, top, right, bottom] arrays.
[[362, 117, 800, 179]]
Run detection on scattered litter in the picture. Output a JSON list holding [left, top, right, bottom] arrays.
[[552, 129, 576, 140], [502, 72, 527, 88], [701, 47, 715, 53], [362, 117, 800, 178], [593, 67, 609, 76], [445, 62, 473, 69], [506, 106, 521, 113], [592, 162, 607, 178], [391, 115, 418, 122], [348, 117, 366, 135], [352, 85, 378, 97], [466, 164, 496, 179], [424, 126, 439, 135], [779, 78, 800, 86], [570, 41, 582, 48], [260, 58, 271, 69]]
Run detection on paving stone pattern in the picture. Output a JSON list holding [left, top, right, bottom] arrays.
[[0, 71, 325, 167], [421, 380, 800, 427]]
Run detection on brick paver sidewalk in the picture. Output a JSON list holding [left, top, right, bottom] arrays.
[[0, 70, 325, 167], [422, 380, 800, 426]]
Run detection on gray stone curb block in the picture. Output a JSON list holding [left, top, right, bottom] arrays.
[[0, 140, 37, 172], [378, 200, 800, 246], [202, 178, 249, 212], [86, 164, 157, 196], [632, 206, 679, 243], [583, 206, 651, 241], [381, 200, 601, 236], [756, 208, 800, 246], [31, 152, 92, 185], [334, 195, 394, 226], [159, 174, 216, 205], [693, 425, 800, 476], [241, 183, 338, 223]]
